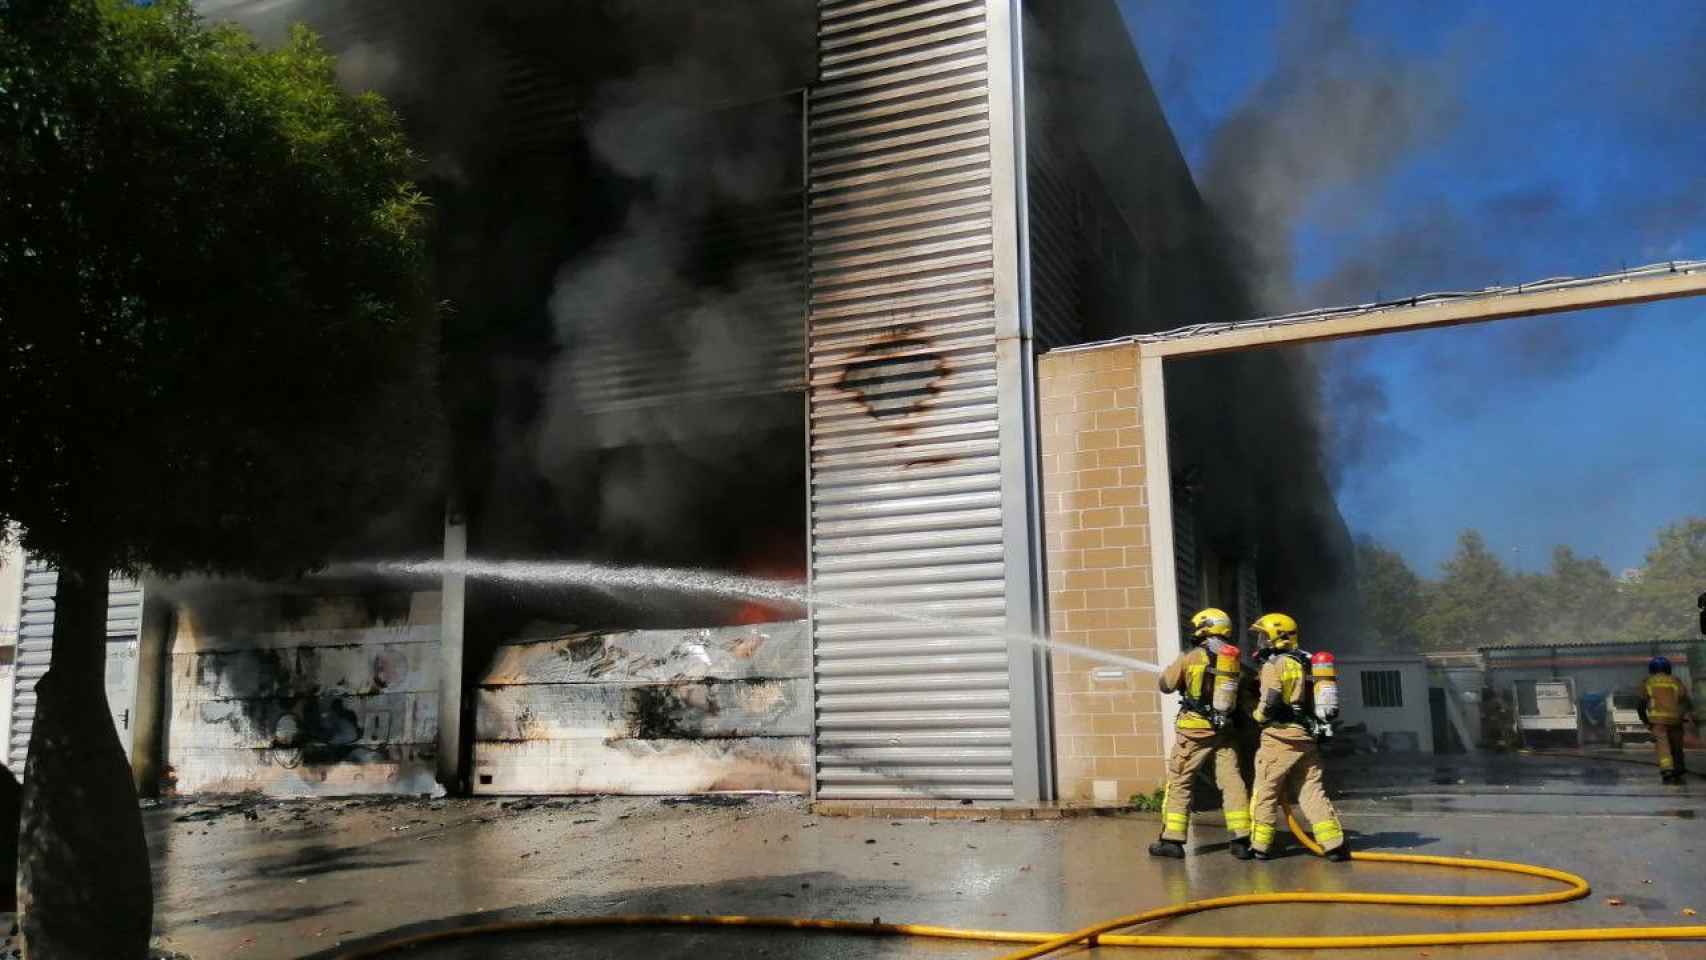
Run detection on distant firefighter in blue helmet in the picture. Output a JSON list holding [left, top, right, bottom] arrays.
[[1638, 656, 1695, 784]]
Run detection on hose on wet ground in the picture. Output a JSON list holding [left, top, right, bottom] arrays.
[[331, 803, 1706, 959]]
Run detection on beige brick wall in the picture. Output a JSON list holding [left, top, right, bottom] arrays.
[[1038, 342, 1167, 804]]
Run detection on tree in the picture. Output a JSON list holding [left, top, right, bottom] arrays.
[[1622, 518, 1706, 643], [1353, 537, 1427, 652], [1528, 545, 1623, 644], [1, 2, 437, 955], [1417, 530, 1514, 651]]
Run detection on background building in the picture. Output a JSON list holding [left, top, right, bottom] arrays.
[[0, 535, 20, 755], [1334, 654, 1433, 754]]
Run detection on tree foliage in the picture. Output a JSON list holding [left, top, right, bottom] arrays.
[[3, 4, 439, 955], [1622, 518, 1706, 642], [1415, 530, 1514, 649], [1353, 536, 1426, 652], [1, 0, 439, 579], [1356, 519, 1706, 652]]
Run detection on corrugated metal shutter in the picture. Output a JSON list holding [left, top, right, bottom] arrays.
[[560, 191, 808, 423], [1236, 558, 1260, 641], [7, 561, 143, 768], [1024, 133, 1085, 350], [807, 0, 1021, 800], [1172, 481, 1200, 619]]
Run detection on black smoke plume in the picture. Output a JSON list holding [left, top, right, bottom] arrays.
[[196, 1, 820, 645]]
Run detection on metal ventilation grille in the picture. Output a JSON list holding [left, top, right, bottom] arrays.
[[806, 0, 1014, 799], [1024, 133, 1087, 350], [8, 563, 142, 767], [560, 193, 808, 422]]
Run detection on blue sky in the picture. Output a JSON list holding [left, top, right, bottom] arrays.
[[1118, 0, 1706, 576]]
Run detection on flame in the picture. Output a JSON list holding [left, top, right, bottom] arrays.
[[728, 532, 806, 625]]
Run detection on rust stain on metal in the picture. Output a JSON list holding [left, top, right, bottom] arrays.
[[833, 322, 962, 471], [834, 322, 949, 426]]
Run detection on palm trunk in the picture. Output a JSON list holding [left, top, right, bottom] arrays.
[[17, 555, 153, 959]]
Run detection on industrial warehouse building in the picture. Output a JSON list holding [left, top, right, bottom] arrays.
[[7, 0, 1364, 804]]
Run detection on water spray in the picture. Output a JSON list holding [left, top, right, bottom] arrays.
[[329, 557, 1164, 675]]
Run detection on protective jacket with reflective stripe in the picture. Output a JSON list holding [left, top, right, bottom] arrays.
[[1641, 674, 1692, 725], [1160, 646, 1215, 731]]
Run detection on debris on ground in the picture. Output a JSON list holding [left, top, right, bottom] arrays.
[[659, 795, 748, 808], [174, 798, 263, 823], [499, 797, 587, 812]]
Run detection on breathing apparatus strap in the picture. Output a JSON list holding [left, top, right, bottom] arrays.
[[1262, 650, 1312, 729], [1179, 693, 1224, 730]]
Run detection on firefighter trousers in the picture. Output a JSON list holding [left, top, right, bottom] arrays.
[[1248, 731, 1343, 853], [1160, 730, 1250, 843], [1654, 723, 1686, 775]]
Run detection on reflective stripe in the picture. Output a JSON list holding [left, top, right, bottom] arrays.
[[1251, 823, 1275, 847], [1163, 813, 1189, 829], [1224, 810, 1251, 829], [1280, 657, 1305, 707], [1178, 650, 1213, 730], [1313, 819, 1343, 842], [1646, 676, 1685, 724], [1659, 754, 1676, 771]]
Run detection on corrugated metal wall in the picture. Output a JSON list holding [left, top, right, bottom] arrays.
[[7, 561, 143, 768], [560, 192, 808, 422], [1236, 558, 1261, 640], [1024, 133, 1086, 350], [555, 93, 809, 427], [806, 0, 1038, 800]]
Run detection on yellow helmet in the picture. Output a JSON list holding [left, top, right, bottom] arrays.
[[1250, 612, 1299, 650], [1190, 607, 1233, 640]]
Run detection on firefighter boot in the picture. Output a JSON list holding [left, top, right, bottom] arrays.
[[1230, 837, 1254, 860], [1147, 839, 1186, 859], [1325, 846, 1352, 862]]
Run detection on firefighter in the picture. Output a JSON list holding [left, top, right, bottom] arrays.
[[1638, 656, 1695, 784], [1246, 612, 1350, 862], [1148, 608, 1254, 860]]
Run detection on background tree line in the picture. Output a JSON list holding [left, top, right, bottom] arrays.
[[1354, 517, 1706, 652]]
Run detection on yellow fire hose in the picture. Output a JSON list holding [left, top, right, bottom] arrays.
[[331, 805, 1706, 959]]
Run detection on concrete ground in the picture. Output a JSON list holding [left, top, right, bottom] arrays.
[[146, 752, 1706, 960]]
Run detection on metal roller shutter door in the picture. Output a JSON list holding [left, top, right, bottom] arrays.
[[807, 0, 1034, 800]]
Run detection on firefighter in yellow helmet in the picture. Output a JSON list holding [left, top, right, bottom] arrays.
[[1639, 656, 1695, 784], [1148, 608, 1254, 860], [1246, 612, 1350, 861]]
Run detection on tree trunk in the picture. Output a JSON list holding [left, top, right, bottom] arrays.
[[0, 765, 18, 913], [17, 557, 153, 959]]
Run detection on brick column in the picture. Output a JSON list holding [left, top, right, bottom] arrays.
[[1037, 342, 1166, 803]]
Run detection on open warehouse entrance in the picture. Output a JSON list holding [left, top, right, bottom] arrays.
[[1038, 260, 1706, 803]]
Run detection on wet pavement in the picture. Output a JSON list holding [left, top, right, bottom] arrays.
[[146, 752, 1706, 960]]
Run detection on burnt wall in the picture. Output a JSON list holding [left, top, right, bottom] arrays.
[[163, 592, 441, 796], [471, 621, 811, 794]]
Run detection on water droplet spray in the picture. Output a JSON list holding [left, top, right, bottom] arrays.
[[329, 558, 1162, 675]]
